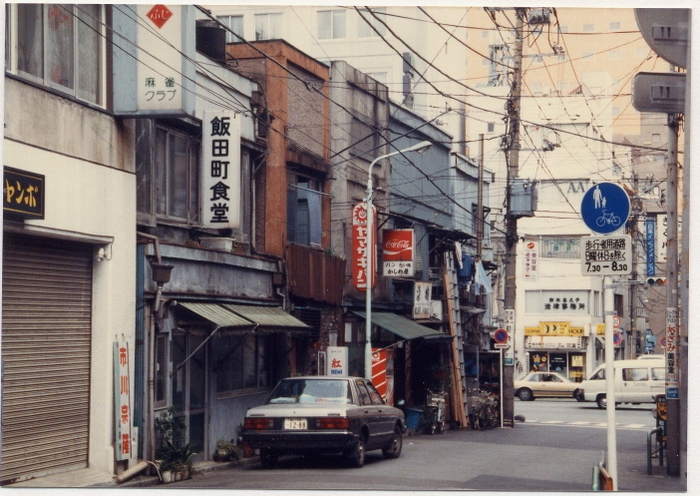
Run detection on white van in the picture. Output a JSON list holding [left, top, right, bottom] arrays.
[[575, 357, 665, 409]]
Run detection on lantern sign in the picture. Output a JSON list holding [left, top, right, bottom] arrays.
[[327, 346, 348, 376], [352, 203, 377, 291], [383, 229, 414, 277]]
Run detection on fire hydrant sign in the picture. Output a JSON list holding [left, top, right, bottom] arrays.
[[581, 235, 632, 275]]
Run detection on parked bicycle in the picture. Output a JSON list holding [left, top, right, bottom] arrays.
[[467, 388, 499, 430], [425, 390, 447, 434]]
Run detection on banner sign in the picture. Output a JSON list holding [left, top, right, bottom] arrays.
[[202, 111, 241, 228], [114, 342, 133, 461], [524, 240, 539, 278], [352, 203, 377, 291], [3, 167, 45, 219], [666, 307, 679, 399], [646, 217, 656, 276], [383, 229, 414, 277]]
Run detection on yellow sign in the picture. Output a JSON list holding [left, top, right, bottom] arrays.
[[540, 322, 570, 335], [524, 326, 540, 336], [597, 323, 606, 335]]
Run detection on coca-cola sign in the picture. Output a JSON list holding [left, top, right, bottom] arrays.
[[383, 229, 414, 277]]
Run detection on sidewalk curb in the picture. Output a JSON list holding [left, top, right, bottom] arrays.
[[106, 457, 259, 488]]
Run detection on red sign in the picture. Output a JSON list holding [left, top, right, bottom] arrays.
[[383, 229, 414, 277], [146, 4, 173, 29], [372, 348, 388, 399], [352, 203, 377, 291]]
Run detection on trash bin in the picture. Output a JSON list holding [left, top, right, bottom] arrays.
[[405, 407, 423, 431]]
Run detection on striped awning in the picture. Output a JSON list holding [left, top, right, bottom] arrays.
[[178, 302, 309, 333], [354, 311, 448, 340]]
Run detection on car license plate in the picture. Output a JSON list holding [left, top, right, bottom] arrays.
[[284, 418, 308, 430]]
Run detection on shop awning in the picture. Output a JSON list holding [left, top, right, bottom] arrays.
[[178, 302, 309, 333], [354, 311, 448, 340], [179, 302, 252, 328], [222, 304, 310, 332]]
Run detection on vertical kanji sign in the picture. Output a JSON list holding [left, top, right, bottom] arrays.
[[114, 342, 132, 461], [137, 4, 182, 111], [202, 111, 241, 228], [352, 203, 377, 291]]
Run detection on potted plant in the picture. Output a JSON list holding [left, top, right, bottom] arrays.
[[214, 439, 242, 462], [154, 408, 195, 483]]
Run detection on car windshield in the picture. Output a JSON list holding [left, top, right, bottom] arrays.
[[267, 379, 352, 404]]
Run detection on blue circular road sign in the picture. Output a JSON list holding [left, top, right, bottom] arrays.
[[580, 182, 631, 234]]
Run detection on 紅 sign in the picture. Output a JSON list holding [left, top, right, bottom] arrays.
[[581, 235, 632, 276]]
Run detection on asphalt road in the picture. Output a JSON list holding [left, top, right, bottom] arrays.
[[163, 399, 684, 492]]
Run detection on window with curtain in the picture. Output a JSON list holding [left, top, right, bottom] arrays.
[[357, 7, 386, 38], [318, 10, 346, 40], [14, 4, 103, 106], [218, 15, 243, 42], [254, 13, 282, 40]]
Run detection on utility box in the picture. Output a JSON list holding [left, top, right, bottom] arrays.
[[510, 179, 537, 217]]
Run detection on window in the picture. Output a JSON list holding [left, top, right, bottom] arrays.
[[622, 368, 648, 382], [255, 13, 282, 40], [318, 9, 346, 40], [155, 334, 168, 407], [13, 4, 103, 105], [154, 126, 200, 223], [137, 120, 201, 224], [541, 236, 580, 258], [609, 21, 621, 31], [583, 23, 594, 32], [357, 7, 386, 38], [216, 334, 272, 394], [288, 175, 323, 247], [218, 15, 243, 43], [651, 368, 664, 380]]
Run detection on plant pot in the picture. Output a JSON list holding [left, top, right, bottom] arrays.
[[161, 470, 172, 483]]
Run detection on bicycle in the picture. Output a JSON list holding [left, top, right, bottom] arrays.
[[426, 390, 447, 434], [468, 389, 499, 430], [595, 209, 621, 228]]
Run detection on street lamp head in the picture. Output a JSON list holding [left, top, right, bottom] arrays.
[[405, 140, 432, 154]]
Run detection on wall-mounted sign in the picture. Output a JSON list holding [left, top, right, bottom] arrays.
[[114, 342, 133, 461], [352, 203, 377, 291], [646, 217, 656, 276], [581, 235, 632, 276], [412, 281, 432, 319], [201, 111, 241, 228], [3, 167, 45, 219], [383, 229, 414, 277], [327, 346, 348, 376], [524, 240, 539, 278]]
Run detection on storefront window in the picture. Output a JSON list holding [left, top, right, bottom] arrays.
[[216, 334, 272, 394]]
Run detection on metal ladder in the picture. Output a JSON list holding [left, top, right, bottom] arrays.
[[443, 250, 468, 426]]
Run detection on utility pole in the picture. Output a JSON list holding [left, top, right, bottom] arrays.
[[665, 113, 681, 476], [628, 173, 640, 359], [502, 7, 525, 428]]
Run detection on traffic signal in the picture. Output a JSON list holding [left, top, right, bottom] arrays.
[[646, 277, 667, 286]]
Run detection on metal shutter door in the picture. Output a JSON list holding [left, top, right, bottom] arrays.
[[1, 234, 93, 484]]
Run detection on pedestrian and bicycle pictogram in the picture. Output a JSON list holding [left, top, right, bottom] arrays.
[[580, 182, 631, 235]]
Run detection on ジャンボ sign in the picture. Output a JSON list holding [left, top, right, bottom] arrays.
[[202, 111, 241, 228], [383, 229, 414, 277], [352, 203, 377, 291]]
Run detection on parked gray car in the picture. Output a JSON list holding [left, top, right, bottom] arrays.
[[241, 376, 405, 468]]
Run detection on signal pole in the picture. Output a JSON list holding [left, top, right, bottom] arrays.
[[502, 7, 525, 428]]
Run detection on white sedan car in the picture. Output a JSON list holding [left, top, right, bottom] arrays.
[[514, 371, 579, 401]]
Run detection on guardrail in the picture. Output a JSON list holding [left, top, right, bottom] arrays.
[[592, 451, 613, 491]]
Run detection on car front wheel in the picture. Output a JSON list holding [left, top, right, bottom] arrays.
[[346, 435, 366, 468], [382, 426, 403, 459]]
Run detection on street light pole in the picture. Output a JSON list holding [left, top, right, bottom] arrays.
[[364, 140, 432, 380]]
